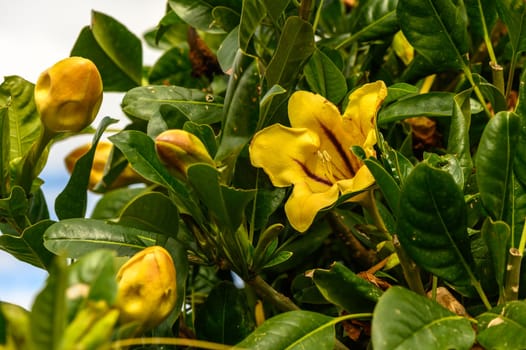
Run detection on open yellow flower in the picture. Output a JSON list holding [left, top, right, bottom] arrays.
[[249, 81, 387, 232]]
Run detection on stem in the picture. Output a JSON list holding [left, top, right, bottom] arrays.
[[463, 66, 492, 118], [503, 248, 522, 302], [393, 235, 426, 295], [326, 211, 377, 268], [299, 0, 313, 21], [246, 275, 300, 312], [312, 0, 324, 33], [431, 275, 438, 301], [491, 61, 505, 96], [361, 190, 391, 240]]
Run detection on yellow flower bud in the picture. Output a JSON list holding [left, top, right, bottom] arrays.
[[115, 246, 177, 334], [34, 56, 103, 133], [65, 141, 144, 191], [155, 129, 214, 178]]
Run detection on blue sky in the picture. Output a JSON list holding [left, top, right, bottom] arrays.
[[0, 0, 164, 309]]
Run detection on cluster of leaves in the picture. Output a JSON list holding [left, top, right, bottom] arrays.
[[3, 0, 526, 349]]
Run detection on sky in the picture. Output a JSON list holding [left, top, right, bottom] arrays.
[[0, 0, 165, 309]]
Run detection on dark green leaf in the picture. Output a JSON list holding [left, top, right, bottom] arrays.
[[239, 0, 266, 52], [168, 0, 225, 33], [312, 262, 383, 313], [372, 286, 475, 350], [514, 68, 526, 189], [477, 300, 526, 349], [91, 187, 146, 220], [148, 47, 204, 88], [505, 176, 526, 246], [118, 192, 179, 239], [30, 257, 67, 350], [55, 117, 118, 220], [121, 85, 223, 125], [495, 0, 526, 54], [212, 6, 241, 32], [0, 186, 29, 227], [234, 310, 334, 350], [0, 220, 55, 269], [447, 89, 473, 183], [344, 0, 399, 44], [397, 163, 475, 295], [262, 0, 290, 22], [384, 82, 419, 104], [195, 281, 255, 344], [481, 218, 510, 292], [0, 107, 9, 196], [215, 52, 260, 164], [397, 0, 469, 70], [378, 92, 454, 125], [364, 158, 401, 214], [44, 218, 160, 258], [304, 49, 347, 104], [217, 27, 240, 72], [465, 0, 497, 45], [476, 111, 520, 220]]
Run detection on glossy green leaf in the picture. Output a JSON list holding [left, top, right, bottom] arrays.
[[384, 82, 419, 104], [168, 0, 225, 33], [30, 257, 67, 350], [312, 262, 383, 313], [364, 158, 401, 214], [465, 0, 497, 45], [397, 163, 475, 295], [239, 0, 266, 52], [304, 49, 347, 104], [234, 310, 334, 350], [195, 281, 255, 344], [496, 0, 526, 54], [0, 107, 8, 196], [109, 130, 202, 220], [0, 76, 40, 164], [477, 300, 526, 349], [217, 27, 240, 72], [91, 187, 146, 220], [372, 286, 475, 350], [0, 220, 55, 270], [476, 111, 520, 220], [265, 16, 315, 89], [345, 0, 399, 44], [262, 0, 290, 22], [481, 218, 510, 293], [378, 92, 454, 125], [250, 188, 286, 231], [55, 117, 118, 220], [215, 52, 260, 164], [0, 186, 29, 228], [148, 47, 204, 88], [447, 89, 473, 183], [514, 68, 526, 189], [44, 218, 159, 258], [187, 164, 255, 233], [121, 85, 223, 125], [183, 122, 218, 158], [397, 0, 469, 70], [118, 192, 179, 239], [212, 6, 241, 32], [504, 175, 526, 246], [70, 11, 142, 92]]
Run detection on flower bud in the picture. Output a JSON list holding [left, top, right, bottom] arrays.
[[65, 141, 143, 191], [155, 129, 214, 177], [34, 56, 103, 133], [115, 246, 177, 334]]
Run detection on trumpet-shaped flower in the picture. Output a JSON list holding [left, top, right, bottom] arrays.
[[249, 81, 387, 232]]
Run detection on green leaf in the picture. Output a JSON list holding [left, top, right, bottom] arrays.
[[0, 302, 30, 348], [215, 52, 260, 164], [265, 16, 315, 89], [345, 0, 399, 44], [0, 186, 29, 228], [70, 11, 143, 91], [495, 0, 526, 55], [304, 49, 347, 104], [364, 158, 401, 214], [514, 68, 526, 189], [465, 0, 497, 45], [397, 163, 475, 295], [447, 89, 473, 184], [148, 47, 204, 88], [312, 262, 383, 313], [168, 0, 225, 33], [477, 301, 526, 349], [476, 111, 520, 220], [0, 107, 9, 196], [262, 0, 290, 22], [54, 117, 118, 220], [384, 82, 419, 104], [378, 92, 454, 125], [239, 0, 266, 52], [234, 310, 335, 350], [372, 286, 475, 350], [30, 257, 68, 350], [397, 0, 469, 70], [481, 218, 510, 293], [44, 218, 160, 258], [505, 175, 526, 246], [121, 85, 223, 125], [217, 27, 240, 72], [0, 220, 55, 270], [91, 187, 146, 220], [118, 192, 179, 239], [109, 130, 202, 220], [187, 164, 255, 233], [0, 76, 40, 164], [195, 281, 255, 344]]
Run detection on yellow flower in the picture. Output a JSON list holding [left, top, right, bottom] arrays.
[[34, 56, 103, 133], [249, 81, 387, 232], [115, 246, 177, 334]]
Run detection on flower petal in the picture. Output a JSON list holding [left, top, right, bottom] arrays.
[[249, 124, 332, 191], [288, 91, 356, 179], [336, 164, 375, 195], [285, 182, 339, 232]]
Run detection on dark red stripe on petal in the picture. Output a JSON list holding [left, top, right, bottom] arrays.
[[293, 159, 332, 186], [319, 123, 356, 177]]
